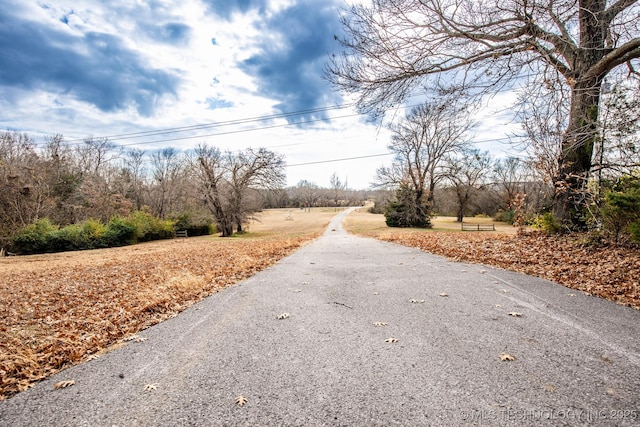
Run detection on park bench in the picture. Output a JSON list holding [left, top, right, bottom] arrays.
[[461, 222, 495, 231], [175, 230, 188, 238]]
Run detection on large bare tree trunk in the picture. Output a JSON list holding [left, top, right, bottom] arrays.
[[553, 0, 607, 229], [553, 77, 602, 229]]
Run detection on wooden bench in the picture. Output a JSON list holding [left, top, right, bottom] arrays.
[[461, 222, 495, 231], [175, 230, 188, 238]]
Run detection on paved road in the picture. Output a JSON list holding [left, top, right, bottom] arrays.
[[1, 209, 639, 426]]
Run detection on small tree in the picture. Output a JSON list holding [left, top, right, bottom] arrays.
[[447, 149, 492, 222], [384, 183, 431, 228], [376, 99, 473, 213], [599, 175, 640, 244]]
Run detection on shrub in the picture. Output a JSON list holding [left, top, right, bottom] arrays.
[[82, 219, 107, 241], [170, 212, 214, 237], [51, 224, 85, 252], [368, 200, 386, 214], [12, 212, 194, 255], [531, 212, 562, 234], [599, 175, 640, 244], [12, 218, 59, 254], [384, 185, 431, 228], [494, 209, 515, 224], [125, 211, 175, 242], [104, 217, 136, 247]]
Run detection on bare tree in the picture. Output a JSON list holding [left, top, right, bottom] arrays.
[[193, 145, 285, 237], [226, 148, 286, 232], [513, 74, 567, 185], [376, 99, 473, 215], [446, 149, 493, 222], [329, 172, 346, 207], [327, 0, 640, 229], [122, 149, 147, 211], [150, 147, 183, 219], [594, 79, 640, 178], [492, 156, 527, 211], [0, 132, 48, 245], [75, 137, 119, 178], [294, 180, 321, 211], [193, 145, 232, 236]]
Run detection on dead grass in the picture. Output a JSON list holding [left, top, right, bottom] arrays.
[[345, 207, 518, 235], [0, 208, 334, 399]]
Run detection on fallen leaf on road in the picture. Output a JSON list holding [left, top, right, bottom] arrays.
[[500, 353, 516, 361], [385, 337, 398, 343], [277, 313, 290, 320], [235, 395, 248, 406], [439, 293, 449, 297], [53, 380, 75, 390]]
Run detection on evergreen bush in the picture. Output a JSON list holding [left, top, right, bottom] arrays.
[[384, 185, 431, 228]]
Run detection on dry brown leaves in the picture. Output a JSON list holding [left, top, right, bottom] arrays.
[[0, 233, 319, 400], [362, 229, 639, 311]]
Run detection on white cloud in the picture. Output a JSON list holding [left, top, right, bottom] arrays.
[[0, 0, 524, 190]]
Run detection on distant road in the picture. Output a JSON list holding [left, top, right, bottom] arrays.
[[1, 208, 639, 426]]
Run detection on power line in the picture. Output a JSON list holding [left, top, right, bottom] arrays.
[[108, 112, 365, 148], [287, 152, 393, 167], [61, 103, 357, 145]]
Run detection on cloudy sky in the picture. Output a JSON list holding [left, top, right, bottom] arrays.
[[0, 0, 516, 189]]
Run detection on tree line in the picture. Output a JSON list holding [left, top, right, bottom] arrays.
[[0, 131, 375, 254]]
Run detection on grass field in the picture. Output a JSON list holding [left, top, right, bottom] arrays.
[[344, 207, 517, 235]]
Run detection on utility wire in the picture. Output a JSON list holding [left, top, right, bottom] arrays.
[[61, 103, 357, 144], [108, 112, 365, 148], [287, 152, 393, 167]]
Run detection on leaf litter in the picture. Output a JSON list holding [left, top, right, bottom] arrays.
[[0, 233, 319, 399], [362, 230, 639, 310]]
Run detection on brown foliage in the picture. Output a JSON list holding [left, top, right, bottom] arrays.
[[0, 233, 319, 399], [361, 229, 639, 311]]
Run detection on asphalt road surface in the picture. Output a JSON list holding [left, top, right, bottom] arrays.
[[1, 209, 639, 426]]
